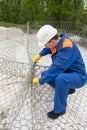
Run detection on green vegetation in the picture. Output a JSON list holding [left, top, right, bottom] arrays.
[[0, 21, 20, 27], [0, 0, 86, 24], [0, 0, 87, 36], [0, 21, 27, 32]]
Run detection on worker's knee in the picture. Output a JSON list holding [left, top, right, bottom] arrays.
[[55, 74, 65, 83], [55, 74, 69, 92]]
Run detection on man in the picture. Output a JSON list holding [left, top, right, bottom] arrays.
[[33, 25, 87, 119]]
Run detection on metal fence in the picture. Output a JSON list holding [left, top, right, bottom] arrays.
[[0, 21, 87, 130], [29, 21, 87, 36], [29, 21, 87, 47]]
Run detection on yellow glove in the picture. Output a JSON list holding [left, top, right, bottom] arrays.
[[33, 77, 39, 85], [34, 54, 41, 62]]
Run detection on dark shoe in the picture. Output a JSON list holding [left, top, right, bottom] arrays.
[[47, 110, 66, 119], [69, 89, 75, 95]]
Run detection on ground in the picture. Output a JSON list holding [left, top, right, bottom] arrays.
[[0, 27, 87, 130]]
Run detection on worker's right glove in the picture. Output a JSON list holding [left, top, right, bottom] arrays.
[[34, 54, 41, 62]]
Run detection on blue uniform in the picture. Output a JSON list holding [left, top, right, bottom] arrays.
[[39, 34, 87, 113]]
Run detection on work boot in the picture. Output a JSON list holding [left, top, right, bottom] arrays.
[[69, 89, 75, 95], [47, 110, 66, 119]]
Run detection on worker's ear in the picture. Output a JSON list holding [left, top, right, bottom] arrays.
[[51, 39, 55, 43], [51, 39, 56, 44]]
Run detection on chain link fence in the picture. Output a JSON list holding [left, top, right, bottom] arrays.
[[29, 21, 87, 35], [29, 21, 87, 48], [0, 21, 87, 130]]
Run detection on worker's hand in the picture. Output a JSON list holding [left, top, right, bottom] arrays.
[[33, 77, 39, 85], [34, 54, 41, 62]]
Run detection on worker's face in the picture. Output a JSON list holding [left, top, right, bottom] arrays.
[[45, 39, 59, 49]]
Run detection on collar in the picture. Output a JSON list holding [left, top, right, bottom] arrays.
[[51, 34, 67, 54], [56, 34, 67, 51], [51, 47, 57, 54]]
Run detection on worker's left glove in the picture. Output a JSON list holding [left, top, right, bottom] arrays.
[[33, 77, 39, 85]]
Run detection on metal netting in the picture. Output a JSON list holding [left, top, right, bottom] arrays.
[[0, 25, 32, 129], [31, 65, 87, 130], [0, 21, 87, 130], [29, 21, 87, 35]]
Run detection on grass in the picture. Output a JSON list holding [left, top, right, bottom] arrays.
[[0, 21, 27, 32], [0, 21, 20, 27]]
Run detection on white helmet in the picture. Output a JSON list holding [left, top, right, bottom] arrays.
[[37, 25, 57, 46]]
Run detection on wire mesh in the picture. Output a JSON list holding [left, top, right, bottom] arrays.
[[31, 64, 87, 130], [0, 25, 31, 129], [0, 21, 87, 130], [29, 21, 87, 36]]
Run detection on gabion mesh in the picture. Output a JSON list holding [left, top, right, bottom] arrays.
[[0, 24, 87, 130], [0, 27, 32, 129], [30, 64, 87, 130]]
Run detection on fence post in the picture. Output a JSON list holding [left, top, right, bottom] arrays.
[[25, 21, 30, 63]]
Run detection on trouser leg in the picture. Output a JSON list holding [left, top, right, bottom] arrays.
[[53, 72, 86, 113]]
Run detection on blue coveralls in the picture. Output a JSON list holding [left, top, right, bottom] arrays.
[[38, 34, 87, 114]]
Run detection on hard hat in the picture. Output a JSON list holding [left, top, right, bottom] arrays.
[[37, 25, 57, 46]]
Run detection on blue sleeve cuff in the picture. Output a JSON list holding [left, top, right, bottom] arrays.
[[39, 47, 52, 56], [39, 64, 64, 85]]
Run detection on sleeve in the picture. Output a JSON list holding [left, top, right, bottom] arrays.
[[39, 64, 64, 85], [39, 47, 77, 85], [39, 47, 52, 56]]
